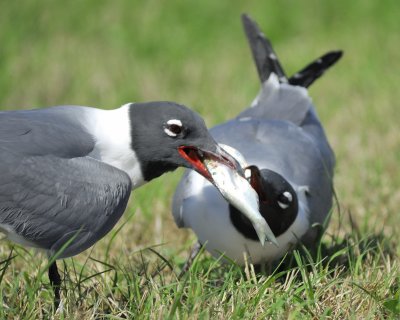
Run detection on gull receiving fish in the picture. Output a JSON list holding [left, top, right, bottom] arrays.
[[173, 14, 342, 266], [203, 146, 278, 247]]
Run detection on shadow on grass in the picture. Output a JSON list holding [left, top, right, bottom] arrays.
[[273, 231, 397, 277], [173, 228, 397, 285]]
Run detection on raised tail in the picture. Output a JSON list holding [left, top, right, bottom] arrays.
[[241, 13, 343, 88]]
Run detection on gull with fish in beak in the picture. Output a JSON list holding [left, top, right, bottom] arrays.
[[204, 153, 278, 247], [0, 99, 269, 308]]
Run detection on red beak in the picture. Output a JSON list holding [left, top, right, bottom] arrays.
[[178, 146, 242, 182]]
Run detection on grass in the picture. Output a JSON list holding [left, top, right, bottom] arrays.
[[0, 0, 399, 318]]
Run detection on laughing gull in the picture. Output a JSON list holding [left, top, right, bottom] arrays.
[[0, 100, 265, 307], [172, 14, 342, 267]]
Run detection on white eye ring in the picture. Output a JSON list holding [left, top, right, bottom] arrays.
[[164, 119, 183, 137], [277, 191, 293, 209], [278, 202, 289, 210], [283, 191, 293, 202]]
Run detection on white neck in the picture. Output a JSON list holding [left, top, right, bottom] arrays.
[[83, 103, 146, 189]]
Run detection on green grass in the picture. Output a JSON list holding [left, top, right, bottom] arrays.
[[0, 0, 399, 318]]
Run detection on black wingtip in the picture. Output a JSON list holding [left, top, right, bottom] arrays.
[[242, 13, 343, 88], [241, 13, 252, 27], [288, 50, 344, 88], [241, 13, 287, 83], [320, 50, 344, 69]]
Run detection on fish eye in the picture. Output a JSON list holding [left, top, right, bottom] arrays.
[[277, 191, 293, 209], [164, 119, 183, 137]]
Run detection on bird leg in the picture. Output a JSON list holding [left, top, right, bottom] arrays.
[[48, 261, 61, 309], [178, 241, 203, 279]]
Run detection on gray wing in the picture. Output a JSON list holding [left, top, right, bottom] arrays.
[[0, 106, 94, 158], [239, 75, 312, 126], [0, 108, 132, 258]]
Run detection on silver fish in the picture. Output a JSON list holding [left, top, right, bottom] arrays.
[[203, 151, 278, 247]]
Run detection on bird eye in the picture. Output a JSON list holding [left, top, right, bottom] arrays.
[[277, 191, 292, 209], [164, 119, 183, 137], [168, 124, 182, 134]]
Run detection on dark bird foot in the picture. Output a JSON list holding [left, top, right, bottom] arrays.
[[48, 261, 61, 310], [179, 241, 203, 279]]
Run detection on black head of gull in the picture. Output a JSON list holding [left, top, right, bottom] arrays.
[[229, 167, 298, 241], [129, 101, 240, 182], [173, 14, 342, 268]]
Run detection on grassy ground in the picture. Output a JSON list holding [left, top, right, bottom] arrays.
[[0, 0, 399, 318]]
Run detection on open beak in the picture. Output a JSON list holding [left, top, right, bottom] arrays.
[[178, 144, 278, 247], [178, 145, 244, 181]]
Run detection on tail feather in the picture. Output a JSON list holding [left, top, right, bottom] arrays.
[[289, 51, 343, 88], [241, 13, 343, 88], [241, 14, 287, 83]]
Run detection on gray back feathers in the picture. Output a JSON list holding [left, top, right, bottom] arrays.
[[0, 106, 132, 258]]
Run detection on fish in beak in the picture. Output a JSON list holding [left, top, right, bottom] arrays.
[[178, 143, 278, 247], [178, 144, 243, 181]]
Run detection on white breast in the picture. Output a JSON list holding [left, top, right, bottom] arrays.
[[179, 171, 310, 265]]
